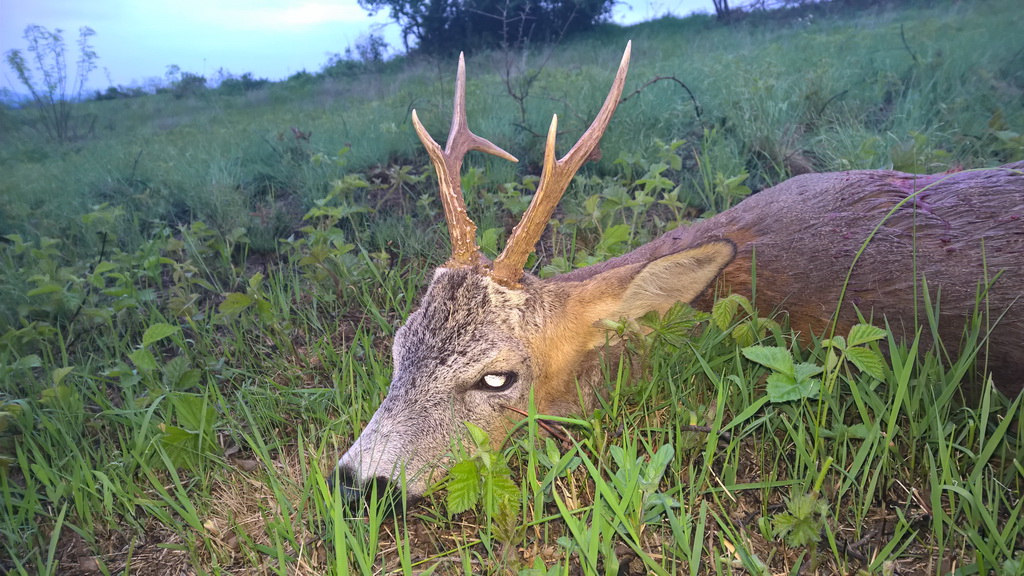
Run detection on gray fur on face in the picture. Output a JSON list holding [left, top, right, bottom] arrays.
[[336, 267, 543, 499]]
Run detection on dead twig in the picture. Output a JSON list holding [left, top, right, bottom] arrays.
[[817, 89, 849, 117], [67, 230, 108, 331], [512, 122, 544, 139], [679, 424, 731, 442], [128, 148, 144, 183], [620, 75, 704, 130], [900, 23, 919, 65], [739, 501, 785, 526], [838, 528, 880, 565]]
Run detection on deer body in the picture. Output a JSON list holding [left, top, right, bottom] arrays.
[[565, 163, 1024, 392], [335, 44, 1024, 501]]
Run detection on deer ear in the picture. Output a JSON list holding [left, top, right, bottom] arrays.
[[538, 241, 735, 394], [562, 241, 736, 331], [615, 241, 736, 318]]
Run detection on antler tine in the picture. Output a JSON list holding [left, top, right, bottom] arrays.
[[492, 42, 632, 286], [412, 53, 519, 267]]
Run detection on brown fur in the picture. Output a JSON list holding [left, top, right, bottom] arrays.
[[563, 162, 1024, 395]]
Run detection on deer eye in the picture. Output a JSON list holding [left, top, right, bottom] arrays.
[[478, 371, 518, 391]]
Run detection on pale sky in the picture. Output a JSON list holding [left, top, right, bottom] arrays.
[[0, 0, 708, 92]]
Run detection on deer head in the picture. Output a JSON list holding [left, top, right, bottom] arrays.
[[333, 43, 736, 500]]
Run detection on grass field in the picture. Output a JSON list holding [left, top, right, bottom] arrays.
[[2, 0, 1023, 573]]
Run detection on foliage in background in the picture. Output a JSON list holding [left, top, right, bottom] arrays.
[[359, 0, 615, 54]]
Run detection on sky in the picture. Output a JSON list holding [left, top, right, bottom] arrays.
[[0, 0, 708, 92]]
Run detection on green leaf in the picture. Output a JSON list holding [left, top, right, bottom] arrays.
[[742, 345, 794, 376], [846, 424, 870, 440], [845, 347, 888, 380], [40, 385, 77, 408], [596, 224, 631, 255], [464, 422, 490, 450], [446, 460, 481, 515], [732, 322, 756, 347], [794, 362, 823, 381], [478, 227, 502, 258], [766, 371, 819, 403], [766, 372, 798, 402], [847, 324, 887, 347], [161, 356, 188, 388], [218, 292, 254, 318], [157, 424, 201, 470], [129, 348, 158, 373], [486, 463, 519, 512], [255, 299, 274, 322], [772, 513, 797, 539], [92, 261, 117, 275], [27, 284, 62, 297], [13, 355, 42, 370], [248, 271, 264, 291], [711, 296, 739, 331], [823, 349, 839, 372], [142, 323, 180, 348], [170, 393, 216, 433], [640, 444, 675, 492], [545, 437, 561, 466], [176, 369, 202, 390], [608, 445, 627, 469], [820, 336, 846, 351], [773, 494, 827, 547], [51, 366, 74, 386]]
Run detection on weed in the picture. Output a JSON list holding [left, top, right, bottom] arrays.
[[4, 25, 98, 142]]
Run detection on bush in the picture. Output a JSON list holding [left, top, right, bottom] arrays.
[[286, 70, 316, 85], [4, 24, 98, 142], [92, 85, 148, 101], [218, 72, 270, 95], [321, 34, 393, 78], [158, 66, 208, 99]]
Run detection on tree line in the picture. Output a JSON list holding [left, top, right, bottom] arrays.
[[359, 0, 617, 54]]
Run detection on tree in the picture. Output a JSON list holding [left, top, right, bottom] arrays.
[[5, 25, 98, 142], [712, 0, 732, 20], [358, 0, 614, 54]]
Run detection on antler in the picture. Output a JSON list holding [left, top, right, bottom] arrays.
[[490, 43, 632, 286], [412, 54, 519, 268]]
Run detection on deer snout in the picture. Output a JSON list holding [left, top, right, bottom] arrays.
[[332, 425, 435, 503], [329, 463, 404, 506], [327, 463, 367, 501]]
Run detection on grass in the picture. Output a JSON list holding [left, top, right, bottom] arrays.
[[2, 0, 1023, 573]]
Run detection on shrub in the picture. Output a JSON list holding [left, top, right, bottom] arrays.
[[159, 65, 208, 99], [218, 72, 270, 95], [92, 85, 148, 101], [4, 24, 98, 142]]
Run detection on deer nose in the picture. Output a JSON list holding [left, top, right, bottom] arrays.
[[327, 465, 365, 501], [328, 465, 408, 512]]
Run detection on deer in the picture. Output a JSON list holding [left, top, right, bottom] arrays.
[[334, 42, 1024, 502]]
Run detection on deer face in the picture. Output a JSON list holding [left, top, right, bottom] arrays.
[[335, 268, 539, 499]]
